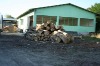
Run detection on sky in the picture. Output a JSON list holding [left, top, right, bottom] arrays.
[[0, 0, 100, 18]]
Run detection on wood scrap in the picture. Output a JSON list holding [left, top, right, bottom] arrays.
[[28, 20, 73, 44]]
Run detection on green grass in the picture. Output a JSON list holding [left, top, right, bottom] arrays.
[[83, 36, 100, 42]]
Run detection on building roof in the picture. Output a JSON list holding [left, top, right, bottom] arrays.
[[3, 18, 17, 21], [17, 3, 99, 19]]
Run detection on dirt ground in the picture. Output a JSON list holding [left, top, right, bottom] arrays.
[[0, 33, 100, 66]]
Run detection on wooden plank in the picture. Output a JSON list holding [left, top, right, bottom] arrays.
[[55, 36, 61, 43], [44, 30, 49, 36]]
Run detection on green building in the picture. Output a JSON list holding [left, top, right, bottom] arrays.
[[17, 3, 97, 34]]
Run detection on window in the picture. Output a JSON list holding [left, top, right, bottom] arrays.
[[69, 18, 73, 26], [20, 19, 23, 25], [65, 18, 69, 25], [59, 17, 78, 26], [80, 18, 93, 27], [36, 15, 57, 24], [73, 18, 78, 26], [37, 15, 42, 24], [50, 16, 57, 24], [43, 16, 50, 23], [59, 17, 65, 25]]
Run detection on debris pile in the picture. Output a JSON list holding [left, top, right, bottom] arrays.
[[26, 20, 74, 44], [3, 24, 18, 33]]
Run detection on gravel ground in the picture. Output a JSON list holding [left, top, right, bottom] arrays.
[[0, 33, 100, 66]]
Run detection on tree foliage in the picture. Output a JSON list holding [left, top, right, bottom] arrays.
[[5, 14, 14, 18], [88, 3, 100, 14], [88, 3, 100, 32]]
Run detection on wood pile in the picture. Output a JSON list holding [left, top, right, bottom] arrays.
[[3, 24, 18, 33], [32, 20, 74, 44]]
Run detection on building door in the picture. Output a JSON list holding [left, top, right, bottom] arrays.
[[29, 16, 33, 27]]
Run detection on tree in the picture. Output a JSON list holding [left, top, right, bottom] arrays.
[[88, 3, 100, 14], [5, 14, 14, 18], [88, 3, 100, 32]]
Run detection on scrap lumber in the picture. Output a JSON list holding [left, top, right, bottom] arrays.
[[30, 20, 73, 44]]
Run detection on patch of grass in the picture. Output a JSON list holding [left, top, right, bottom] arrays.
[[83, 36, 100, 42]]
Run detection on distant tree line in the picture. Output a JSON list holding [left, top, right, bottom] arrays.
[[5, 14, 14, 18]]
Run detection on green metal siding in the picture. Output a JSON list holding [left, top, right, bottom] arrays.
[[33, 5, 96, 32], [33, 10, 37, 27], [63, 26, 95, 32], [36, 5, 95, 18]]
